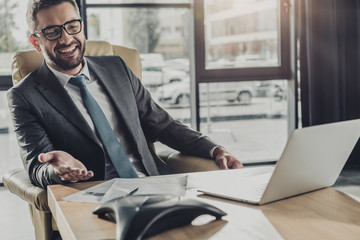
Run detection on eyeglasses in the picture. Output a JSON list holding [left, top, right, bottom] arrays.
[[33, 19, 82, 41]]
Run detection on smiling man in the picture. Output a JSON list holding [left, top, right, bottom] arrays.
[[8, 0, 243, 189], [29, 1, 86, 75]]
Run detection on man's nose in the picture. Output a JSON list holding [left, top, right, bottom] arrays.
[[58, 27, 73, 44]]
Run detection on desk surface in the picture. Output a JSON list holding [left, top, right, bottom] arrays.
[[48, 180, 360, 240]]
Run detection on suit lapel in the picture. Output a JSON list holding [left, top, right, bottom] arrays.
[[86, 57, 139, 149], [88, 57, 160, 174], [35, 62, 101, 146]]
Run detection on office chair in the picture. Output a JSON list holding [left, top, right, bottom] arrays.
[[3, 40, 220, 240]]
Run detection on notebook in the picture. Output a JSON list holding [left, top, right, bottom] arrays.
[[198, 119, 360, 205]]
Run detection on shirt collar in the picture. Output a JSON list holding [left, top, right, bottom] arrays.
[[46, 57, 91, 86]]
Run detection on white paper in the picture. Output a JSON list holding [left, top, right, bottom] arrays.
[[100, 185, 138, 203], [62, 175, 187, 203], [62, 179, 116, 203]]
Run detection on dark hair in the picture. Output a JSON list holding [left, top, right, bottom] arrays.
[[27, 0, 80, 32]]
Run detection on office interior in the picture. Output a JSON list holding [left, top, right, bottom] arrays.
[[0, 0, 359, 239]]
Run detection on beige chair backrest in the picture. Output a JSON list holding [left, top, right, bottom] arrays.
[[11, 40, 142, 85]]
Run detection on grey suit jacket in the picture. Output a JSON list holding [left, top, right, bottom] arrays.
[[7, 55, 217, 188]]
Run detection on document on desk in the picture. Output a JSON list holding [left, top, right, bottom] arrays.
[[62, 175, 187, 204]]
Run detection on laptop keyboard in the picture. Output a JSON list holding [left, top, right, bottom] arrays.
[[195, 168, 273, 203], [234, 179, 268, 201]]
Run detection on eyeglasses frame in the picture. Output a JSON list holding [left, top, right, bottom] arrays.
[[32, 19, 83, 41]]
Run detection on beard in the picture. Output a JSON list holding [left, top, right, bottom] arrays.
[[45, 40, 86, 71]]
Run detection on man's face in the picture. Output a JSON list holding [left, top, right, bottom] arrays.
[[29, 2, 86, 75]]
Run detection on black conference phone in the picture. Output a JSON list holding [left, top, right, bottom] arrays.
[[93, 194, 227, 240]]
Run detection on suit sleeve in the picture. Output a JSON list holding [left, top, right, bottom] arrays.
[[7, 87, 63, 189], [116, 57, 218, 159]]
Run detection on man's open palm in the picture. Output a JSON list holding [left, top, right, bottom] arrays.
[[38, 150, 94, 182]]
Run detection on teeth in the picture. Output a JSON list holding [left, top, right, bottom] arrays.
[[59, 46, 76, 53]]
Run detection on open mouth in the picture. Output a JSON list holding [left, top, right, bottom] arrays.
[[56, 45, 78, 56]]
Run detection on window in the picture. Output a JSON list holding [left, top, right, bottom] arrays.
[[206, 4, 279, 69], [198, 80, 289, 163], [83, 1, 193, 152], [0, 0, 32, 76], [0, 0, 31, 179], [194, 0, 293, 164], [82, 0, 294, 164], [84, 2, 193, 131], [195, 0, 291, 82], [86, 0, 190, 3]]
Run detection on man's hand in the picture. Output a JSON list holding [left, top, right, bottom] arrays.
[[38, 150, 94, 182], [213, 147, 243, 169]]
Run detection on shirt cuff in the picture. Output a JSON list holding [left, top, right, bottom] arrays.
[[209, 146, 221, 159]]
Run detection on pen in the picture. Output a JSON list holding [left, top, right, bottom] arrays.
[[123, 187, 139, 197]]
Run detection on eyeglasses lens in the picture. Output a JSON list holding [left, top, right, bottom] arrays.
[[44, 20, 81, 40]]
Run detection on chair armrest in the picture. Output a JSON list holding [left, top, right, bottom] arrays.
[[2, 168, 49, 212], [158, 151, 221, 173]]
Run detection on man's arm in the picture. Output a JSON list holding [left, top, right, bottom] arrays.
[[8, 87, 56, 188], [7, 86, 93, 188], [118, 57, 243, 169]]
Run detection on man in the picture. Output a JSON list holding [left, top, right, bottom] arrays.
[[8, 0, 242, 189]]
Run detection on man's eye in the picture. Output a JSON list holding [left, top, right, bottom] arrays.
[[66, 23, 80, 33], [45, 28, 60, 37], [68, 24, 77, 29]]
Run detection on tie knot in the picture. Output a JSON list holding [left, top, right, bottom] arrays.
[[69, 74, 86, 88]]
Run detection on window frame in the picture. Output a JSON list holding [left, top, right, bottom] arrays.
[[80, 1, 192, 44], [0, 76, 12, 91], [194, 0, 291, 83], [79, 0, 192, 38], [192, 0, 292, 130]]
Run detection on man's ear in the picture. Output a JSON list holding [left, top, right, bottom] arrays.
[[29, 35, 41, 52]]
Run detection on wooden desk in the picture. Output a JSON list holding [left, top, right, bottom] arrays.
[[48, 181, 360, 240]]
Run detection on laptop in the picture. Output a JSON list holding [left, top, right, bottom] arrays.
[[197, 119, 360, 205]]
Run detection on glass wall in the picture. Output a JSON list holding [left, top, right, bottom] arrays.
[[196, 0, 290, 164], [204, 0, 279, 70], [0, 0, 31, 75], [86, 0, 190, 3], [198, 80, 288, 163], [0, 0, 32, 179], [85, 0, 290, 164], [86, 5, 193, 128]]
